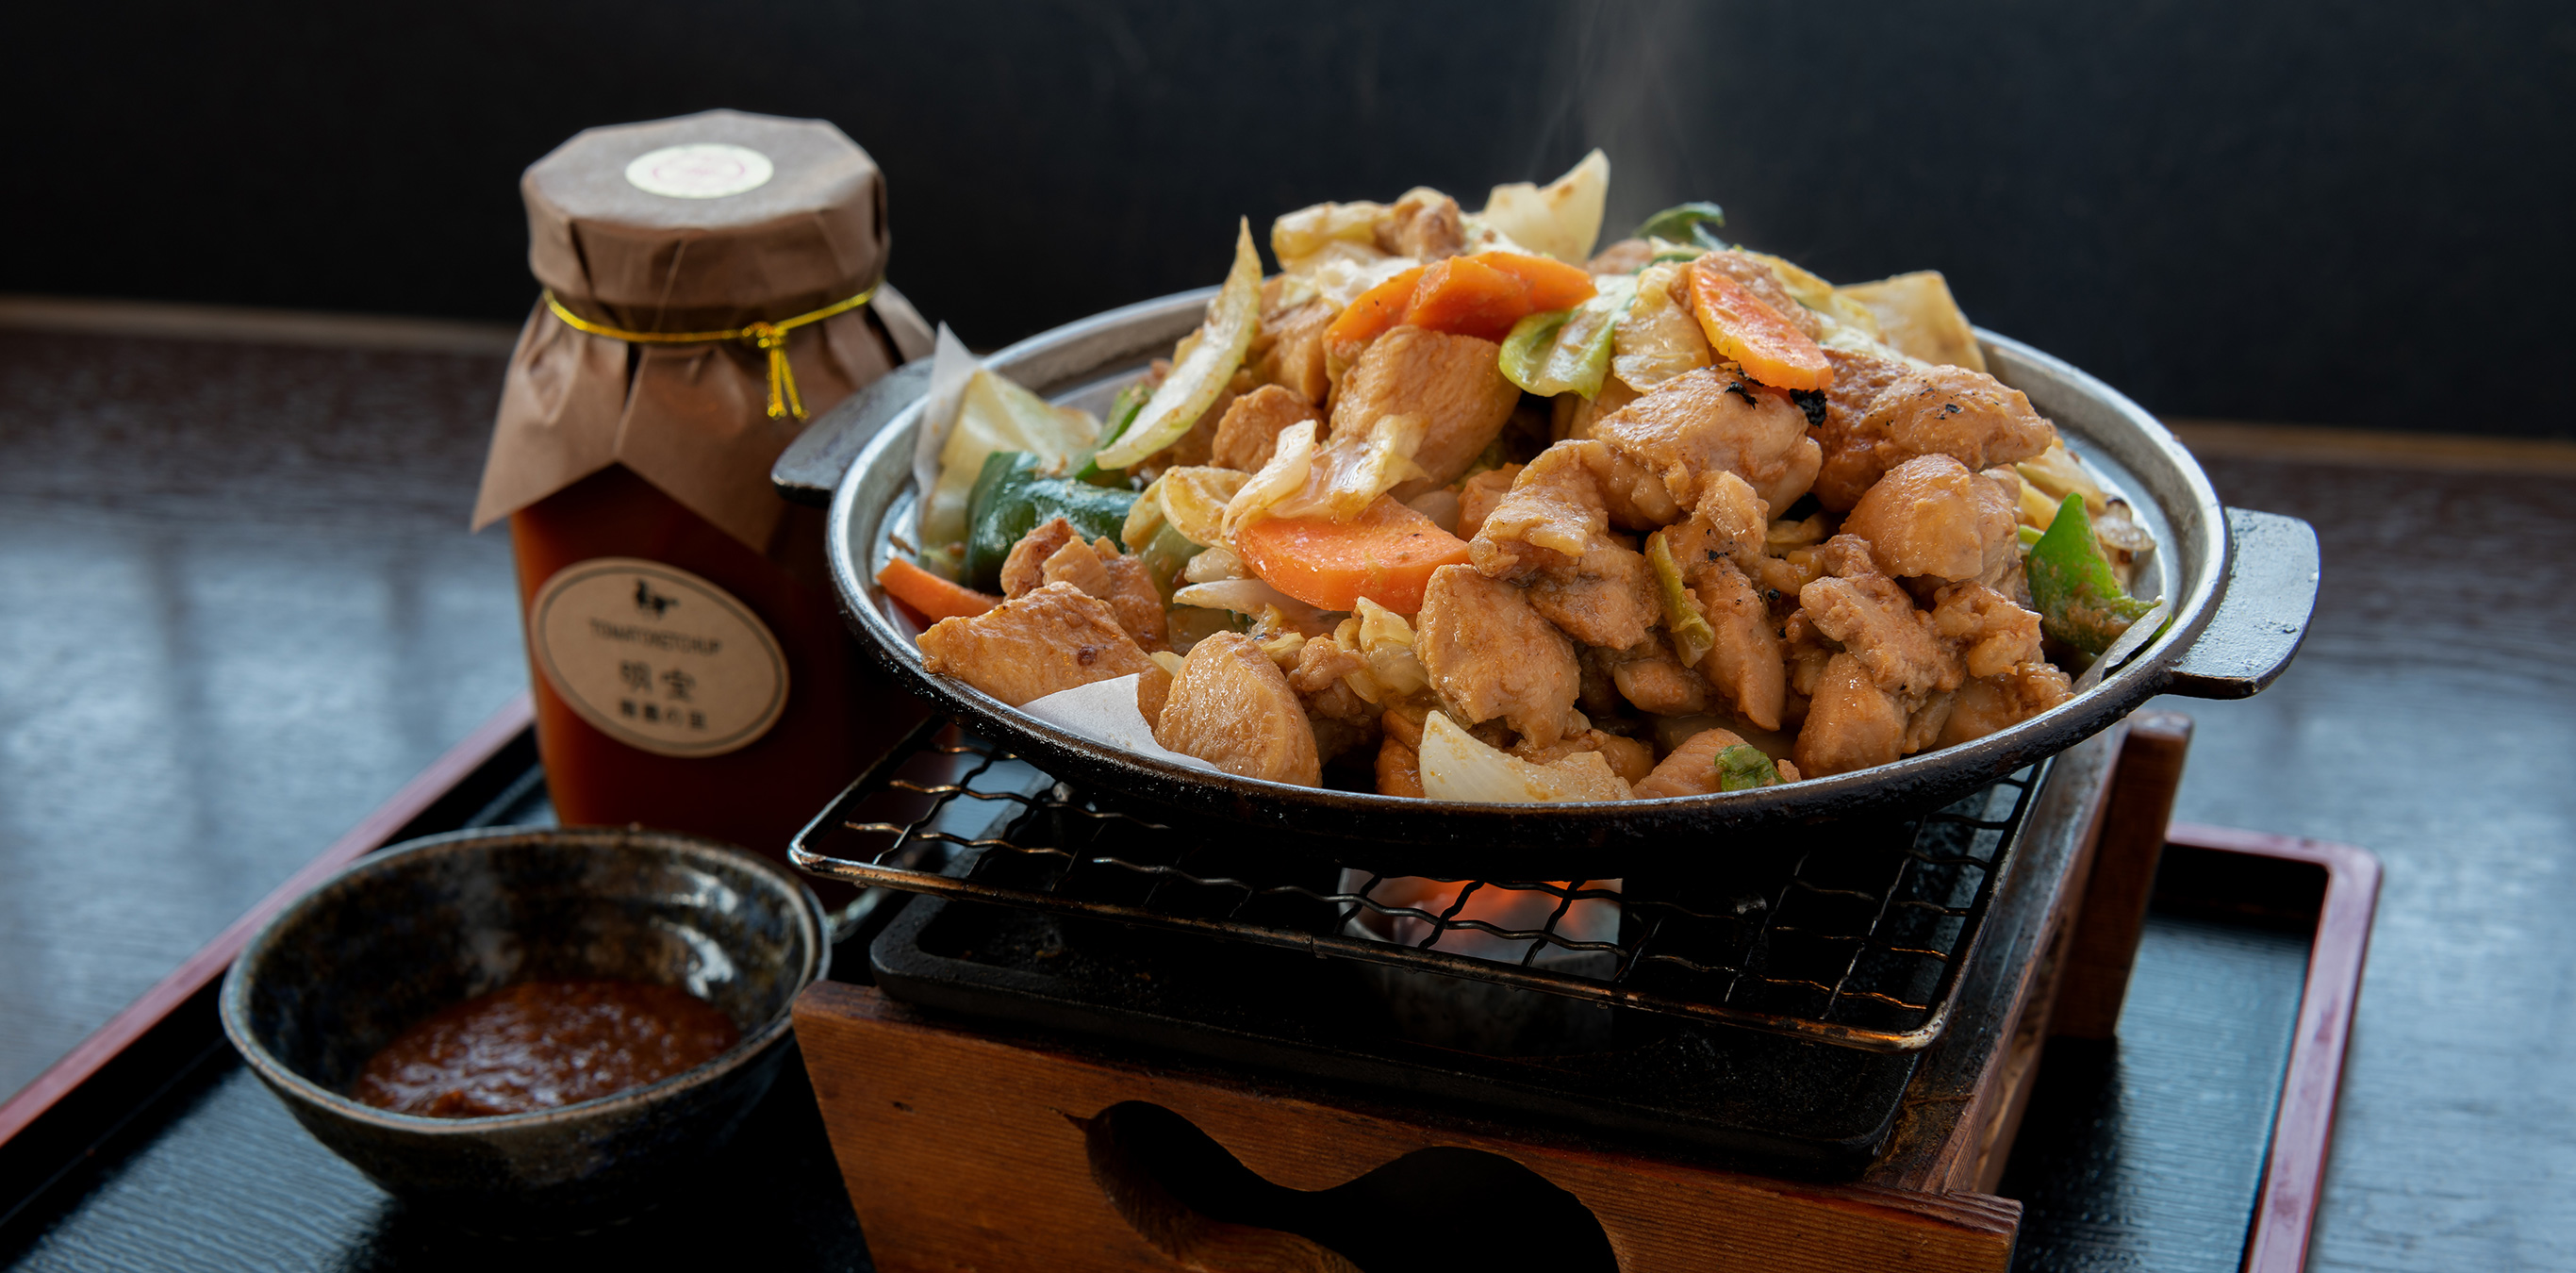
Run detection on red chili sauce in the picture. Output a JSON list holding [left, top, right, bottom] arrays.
[[353, 980, 740, 1117]]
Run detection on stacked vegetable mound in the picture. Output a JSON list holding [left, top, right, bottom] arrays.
[[882, 153, 2158, 802]]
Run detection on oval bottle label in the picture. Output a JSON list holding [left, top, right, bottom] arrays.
[[528, 558, 788, 758]]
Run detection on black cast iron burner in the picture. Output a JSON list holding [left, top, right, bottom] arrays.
[[788, 719, 2056, 1175], [791, 719, 2042, 1050], [871, 895, 1923, 1176]]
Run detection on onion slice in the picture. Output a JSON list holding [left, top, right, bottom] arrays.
[[1418, 712, 1633, 803], [1092, 220, 1264, 471]]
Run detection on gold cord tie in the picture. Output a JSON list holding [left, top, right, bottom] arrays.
[[540, 284, 879, 421]]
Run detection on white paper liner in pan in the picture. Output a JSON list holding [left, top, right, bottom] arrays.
[[1020, 673, 1214, 773]]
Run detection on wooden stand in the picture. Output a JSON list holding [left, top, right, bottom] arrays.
[[795, 719, 2193, 1271], [2049, 712, 2193, 1039]]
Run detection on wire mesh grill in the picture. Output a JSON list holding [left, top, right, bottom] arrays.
[[791, 719, 2043, 1053]]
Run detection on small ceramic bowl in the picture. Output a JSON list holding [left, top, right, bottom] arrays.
[[220, 826, 830, 1232]]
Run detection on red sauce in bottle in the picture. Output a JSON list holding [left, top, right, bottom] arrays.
[[353, 979, 740, 1117], [510, 464, 927, 868]]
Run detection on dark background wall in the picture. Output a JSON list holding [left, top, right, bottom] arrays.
[[6, 0, 2568, 436]]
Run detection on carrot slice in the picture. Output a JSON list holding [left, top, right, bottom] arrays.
[[877, 556, 1000, 621], [1232, 495, 1471, 615], [1398, 256, 1534, 343], [1324, 265, 1428, 351], [1472, 251, 1596, 311], [1683, 261, 1834, 391], [1322, 252, 1599, 354]]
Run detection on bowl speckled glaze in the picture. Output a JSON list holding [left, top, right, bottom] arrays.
[[219, 826, 830, 1232]]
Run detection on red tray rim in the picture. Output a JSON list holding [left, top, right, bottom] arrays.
[[0, 693, 535, 1149], [2163, 821, 2381, 1273]]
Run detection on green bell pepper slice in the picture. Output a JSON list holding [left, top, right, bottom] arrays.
[[1071, 382, 1151, 487], [2025, 492, 2157, 656], [1715, 743, 1781, 792], [1645, 531, 1716, 669], [1138, 521, 1197, 602], [963, 451, 1139, 592], [1633, 202, 1728, 249]]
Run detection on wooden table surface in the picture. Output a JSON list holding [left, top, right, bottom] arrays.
[[2144, 425, 2576, 1270], [0, 305, 2569, 1269]]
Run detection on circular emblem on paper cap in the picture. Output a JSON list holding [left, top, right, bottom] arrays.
[[529, 558, 788, 757], [623, 142, 775, 199]]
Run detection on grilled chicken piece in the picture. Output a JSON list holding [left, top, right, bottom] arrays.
[[1754, 551, 1820, 607], [1665, 469, 1773, 580], [1456, 464, 1521, 541], [999, 518, 1082, 599], [1796, 535, 1960, 698], [1211, 384, 1321, 472], [1814, 347, 1918, 512], [1470, 443, 1608, 579], [1980, 463, 2025, 508], [1633, 725, 1752, 799], [1381, 703, 1428, 751], [1253, 299, 1334, 405], [1778, 610, 1836, 734], [1937, 662, 2074, 747], [1414, 564, 1581, 747], [1591, 367, 1823, 512], [1812, 364, 2057, 511], [1511, 729, 1657, 784], [1286, 637, 1381, 765], [1610, 648, 1711, 716], [1469, 439, 1681, 580], [917, 582, 1156, 706], [1094, 552, 1169, 653], [1928, 581, 2044, 680], [1574, 643, 1632, 718], [1810, 530, 1881, 579], [1134, 659, 1174, 725], [1036, 536, 1112, 598], [1376, 736, 1426, 797], [1374, 188, 1467, 260], [1871, 366, 2058, 468], [1694, 557, 1789, 731], [1906, 690, 1955, 754], [1155, 632, 1321, 785], [1330, 325, 1523, 497], [1552, 374, 1642, 443], [1527, 534, 1660, 650], [1794, 652, 1908, 777], [1000, 519, 1169, 651], [1841, 454, 2021, 585]]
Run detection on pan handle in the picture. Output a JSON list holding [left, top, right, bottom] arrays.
[[770, 361, 933, 507], [2161, 507, 2320, 699]]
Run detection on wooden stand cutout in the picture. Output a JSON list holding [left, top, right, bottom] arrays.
[[796, 984, 2019, 1272], [796, 719, 2199, 1271]]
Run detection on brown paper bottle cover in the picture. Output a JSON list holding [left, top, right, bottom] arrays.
[[478, 108, 934, 869], [474, 108, 933, 555]]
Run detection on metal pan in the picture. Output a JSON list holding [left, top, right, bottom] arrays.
[[811, 289, 2317, 877]]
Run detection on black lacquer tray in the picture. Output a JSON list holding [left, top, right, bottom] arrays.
[[0, 705, 2366, 1272]]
